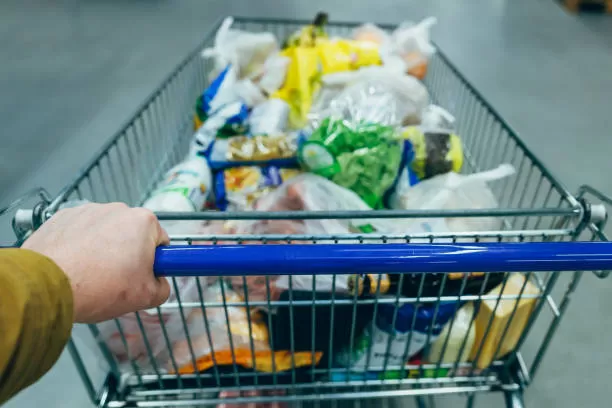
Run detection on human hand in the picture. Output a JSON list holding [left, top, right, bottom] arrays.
[[22, 203, 170, 323]]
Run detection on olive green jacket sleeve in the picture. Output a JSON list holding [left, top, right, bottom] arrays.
[[0, 249, 74, 405]]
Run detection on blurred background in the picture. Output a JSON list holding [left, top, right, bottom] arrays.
[[1, 0, 611, 407]]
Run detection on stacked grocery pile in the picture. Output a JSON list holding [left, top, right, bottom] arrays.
[[98, 14, 539, 389]]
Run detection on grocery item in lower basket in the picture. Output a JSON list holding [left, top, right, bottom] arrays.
[[347, 272, 507, 299], [336, 301, 458, 369], [470, 273, 540, 369], [170, 282, 322, 374], [427, 302, 476, 364], [273, 290, 375, 368], [214, 166, 301, 211]]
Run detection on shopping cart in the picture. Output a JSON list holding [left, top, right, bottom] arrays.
[[4, 17, 612, 408]]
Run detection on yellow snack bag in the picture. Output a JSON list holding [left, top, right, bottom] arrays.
[[273, 47, 322, 129]]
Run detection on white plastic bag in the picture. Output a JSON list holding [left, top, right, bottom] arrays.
[[312, 66, 429, 127], [202, 17, 278, 80], [233, 173, 406, 235], [352, 17, 437, 76], [256, 54, 291, 95], [390, 164, 516, 232], [391, 17, 437, 72]]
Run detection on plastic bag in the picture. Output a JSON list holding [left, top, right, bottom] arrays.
[[313, 67, 429, 127], [298, 117, 403, 209], [390, 164, 516, 232], [352, 17, 437, 79], [256, 54, 291, 95], [235, 173, 403, 235], [248, 99, 290, 136], [170, 282, 322, 374], [202, 17, 278, 80], [97, 277, 206, 371]]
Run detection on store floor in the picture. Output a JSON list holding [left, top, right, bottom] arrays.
[[1, 0, 611, 407]]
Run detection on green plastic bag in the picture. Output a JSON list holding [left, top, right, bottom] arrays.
[[298, 117, 402, 208]]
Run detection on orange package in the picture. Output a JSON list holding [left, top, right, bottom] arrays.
[[170, 282, 322, 374]]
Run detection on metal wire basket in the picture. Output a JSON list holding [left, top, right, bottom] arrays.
[[6, 17, 612, 408]]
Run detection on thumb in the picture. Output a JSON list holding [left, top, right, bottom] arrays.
[[150, 277, 171, 308]]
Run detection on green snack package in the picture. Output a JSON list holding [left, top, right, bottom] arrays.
[[298, 117, 402, 208]]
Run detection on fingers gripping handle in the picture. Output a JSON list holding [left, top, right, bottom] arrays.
[[153, 242, 612, 277]]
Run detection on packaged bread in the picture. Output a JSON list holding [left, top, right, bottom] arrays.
[[470, 273, 540, 369]]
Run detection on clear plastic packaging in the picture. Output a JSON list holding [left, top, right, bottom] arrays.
[[235, 173, 403, 235], [97, 277, 206, 371], [352, 17, 437, 79], [312, 67, 429, 127], [170, 282, 321, 374], [390, 164, 516, 232]]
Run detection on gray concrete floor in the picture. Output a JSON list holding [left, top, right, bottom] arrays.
[[2, 0, 612, 407]]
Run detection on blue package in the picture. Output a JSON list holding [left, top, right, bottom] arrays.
[[202, 133, 299, 171], [214, 166, 301, 211]]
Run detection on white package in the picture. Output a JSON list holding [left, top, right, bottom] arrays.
[[352, 17, 437, 73], [201, 17, 278, 79], [427, 303, 476, 364], [390, 164, 516, 232], [313, 66, 429, 127]]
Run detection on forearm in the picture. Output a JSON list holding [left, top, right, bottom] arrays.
[[0, 249, 74, 404]]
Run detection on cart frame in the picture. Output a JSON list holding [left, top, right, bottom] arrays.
[[5, 16, 611, 408]]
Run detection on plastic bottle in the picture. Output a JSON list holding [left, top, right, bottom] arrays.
[[143, 156, 212, 212]]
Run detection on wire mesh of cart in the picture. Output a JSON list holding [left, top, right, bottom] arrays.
[[3, 17, 612, 408]]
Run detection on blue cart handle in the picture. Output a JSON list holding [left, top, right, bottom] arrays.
[[154, 242, 612, 277]]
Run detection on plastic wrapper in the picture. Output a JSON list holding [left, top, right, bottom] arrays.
[[390, 164, 516, 232], [272, 46, 322, 129], [214, 166, 301, 211], [298, 117, 402, 208], [194, 65, 263, 132], [400, 126, 463, 185], [235, 173, 406, 235], [170, 282, 322, 374], [352, 17, 437, 79], [337, 301, 458, 369], [202, 17, 278, 80], [248, 98, 290, 135], [347, 271, 506, 300], [191, 102, 250, 159], [97, 277, 206, 371], [312, 67, 429, 127], [255, 54, 291, 95], [427, 303, 476, 364], [143, 156, 212, 236], [196, 133, 299, 170]]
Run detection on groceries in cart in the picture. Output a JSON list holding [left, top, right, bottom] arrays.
[[93, 13, 548, 384]]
